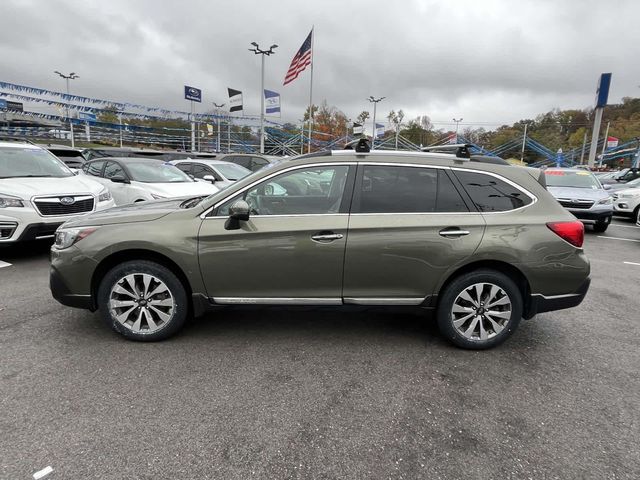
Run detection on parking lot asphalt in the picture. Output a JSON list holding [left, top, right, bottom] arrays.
[[1, 219, 639, 479]]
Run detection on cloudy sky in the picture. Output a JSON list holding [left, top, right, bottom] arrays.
[[1, 0, 639, 130]]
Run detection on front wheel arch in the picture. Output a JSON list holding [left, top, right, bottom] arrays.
[[91, 249, 193, 313]]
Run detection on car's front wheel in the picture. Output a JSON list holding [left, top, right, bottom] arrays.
[[97, 260, 188, 341], [593, 217, 610, 233], [437, 269, 523, 349]]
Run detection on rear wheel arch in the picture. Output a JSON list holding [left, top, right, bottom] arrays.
[[91, 249, 193, 310], [436, 260, 531, 313]]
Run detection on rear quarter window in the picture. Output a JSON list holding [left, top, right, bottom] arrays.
[[453, 170, 532, 212]]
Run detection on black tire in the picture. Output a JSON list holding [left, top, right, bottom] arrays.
[[437, 269, 523, 350], [97, 260, 188, 341], [592, 217, 610, 233]]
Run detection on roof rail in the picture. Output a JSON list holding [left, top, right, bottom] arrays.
[[421, 143, 471, 159]]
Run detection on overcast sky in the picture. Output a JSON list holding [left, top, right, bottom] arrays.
[[1, 0, 639, 130]]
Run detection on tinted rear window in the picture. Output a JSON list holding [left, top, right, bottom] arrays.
[[454, 170, 532, 212]]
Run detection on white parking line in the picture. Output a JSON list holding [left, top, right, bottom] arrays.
[[597, 236, 640, 243], [609, 224, 639, 229], [0, 260, 12, 268], [623, 261, 640, 266]]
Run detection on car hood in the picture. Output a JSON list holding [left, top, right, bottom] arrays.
[[614, 187, 640, 196], [547, 186, 609, 200], [133, 181, 219, 198], [0, 175, 104, 199], [60, 197, 204, 228]]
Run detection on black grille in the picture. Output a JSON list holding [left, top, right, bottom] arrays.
[[34, 198, 94, 216], [558, 200, 594, 210], [0, 223, 17, 239]]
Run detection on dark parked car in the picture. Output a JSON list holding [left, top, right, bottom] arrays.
[[51, 147, 590, 349]]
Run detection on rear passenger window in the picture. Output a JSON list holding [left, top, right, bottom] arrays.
[[353, 166, 469, 214], [454, 170, 532, 212]]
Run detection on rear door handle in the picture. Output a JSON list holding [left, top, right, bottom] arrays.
[[311, 232, 344, 242], [439, 228, 470, 238]]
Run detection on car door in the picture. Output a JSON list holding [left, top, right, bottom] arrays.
[[342, 163, 486, 304], [197, 163, 355, 302]]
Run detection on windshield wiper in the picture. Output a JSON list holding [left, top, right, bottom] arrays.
[[15, 174, 57, 178]]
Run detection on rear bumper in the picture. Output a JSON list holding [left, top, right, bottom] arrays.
[[525, 277, 590, 319]]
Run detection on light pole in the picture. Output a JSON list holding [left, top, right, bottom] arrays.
[[249, 42, 277, 154], [54, 71, 79, 147], [368, 96, 385, 150], [213, 102, 225, 153], [453, 118, 463, 143]]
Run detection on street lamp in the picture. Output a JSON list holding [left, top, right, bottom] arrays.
[[54, 71, 79, 147], [213, 102, 225, 153], [368, 96, 385, 150], [249, 42, 277, 154], [453, 117, 463, 143]]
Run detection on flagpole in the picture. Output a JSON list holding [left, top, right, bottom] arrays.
[[307, 26, 314, 154]]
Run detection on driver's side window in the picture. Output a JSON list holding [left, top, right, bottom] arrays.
[[216, 165, 350, 216]]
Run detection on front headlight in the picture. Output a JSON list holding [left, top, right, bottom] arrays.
[[98, 188, 112, 202], [151, 193, 166, 200], [597, 197, 613, 205], [0, 194, 24, 208], [54, 226, 99, 249]]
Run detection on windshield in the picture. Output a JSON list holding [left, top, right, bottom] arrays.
[[214, 163, 252, 181], [544, 170, 601, 189], [126, 162, 193, 183], [0, 146, 74, 178]]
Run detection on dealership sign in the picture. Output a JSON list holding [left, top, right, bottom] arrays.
[[184, 85, 202, 103]]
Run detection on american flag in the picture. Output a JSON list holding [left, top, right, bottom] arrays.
[[283, 29, 313, 86]]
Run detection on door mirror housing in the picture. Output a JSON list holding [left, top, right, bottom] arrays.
[[110, 175, 129, 184], [603, 184, 611, 190], [203, 174, 216, 183], [225, 200, 250, 230]]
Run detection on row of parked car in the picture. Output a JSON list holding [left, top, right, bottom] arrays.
[[0, 139, 281, 243]]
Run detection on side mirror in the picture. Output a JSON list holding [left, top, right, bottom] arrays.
[[225, 200, 250, 230], [603, 184, 611, 190], [110, 175, 130, 184], [203, 174, 216, 183]]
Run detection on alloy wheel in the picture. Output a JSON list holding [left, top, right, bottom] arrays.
[[451, 282, 512, 341], [109, 273, 175, 334]]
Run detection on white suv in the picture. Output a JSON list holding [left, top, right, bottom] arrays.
[[612, 181, 640, 222], [0, 139, 115, 244]]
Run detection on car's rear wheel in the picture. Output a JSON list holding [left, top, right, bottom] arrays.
[[437, 269, 523, 349], [97, 260, 188, 341]]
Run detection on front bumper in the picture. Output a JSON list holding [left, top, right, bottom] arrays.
[[525, 277, 590, 319], [613, 201, 638, 217], [566, 208, 612, 224], [50, 265, 95, 310], [0, 199, 115, 243]]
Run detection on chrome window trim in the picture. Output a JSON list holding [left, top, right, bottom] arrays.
[[203, 213, 349, 220], [450, 167, 538, 213], [200, 161, 357, 219]]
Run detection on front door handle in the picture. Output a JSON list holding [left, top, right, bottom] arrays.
[[311, 232, 344, 242], [439, 228, 470, 238]]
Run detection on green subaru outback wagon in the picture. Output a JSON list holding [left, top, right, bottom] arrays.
[[50, 146, 590, 349]]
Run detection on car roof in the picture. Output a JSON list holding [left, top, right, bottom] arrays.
[[0, 139, 41, 149], [173, 159, 245, 166]]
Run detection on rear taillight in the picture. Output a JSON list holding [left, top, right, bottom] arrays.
[[546, 221, 584, 248]]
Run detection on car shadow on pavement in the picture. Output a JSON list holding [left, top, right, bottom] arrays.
[[0, 239, 52, 262]]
